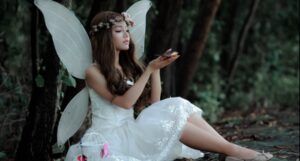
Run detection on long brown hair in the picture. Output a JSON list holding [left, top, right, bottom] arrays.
[[89, 11, 151, 108]]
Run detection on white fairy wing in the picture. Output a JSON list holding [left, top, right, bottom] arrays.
[[126, 0, 152, 59], [57, 87, 89, 145], [35, 0, 92, 79], [35, 0, 92, 145]]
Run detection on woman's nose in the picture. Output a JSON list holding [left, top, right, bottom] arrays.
[[123, 31, 129, 38]]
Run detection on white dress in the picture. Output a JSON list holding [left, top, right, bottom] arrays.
[[65, 86, 204, 161]]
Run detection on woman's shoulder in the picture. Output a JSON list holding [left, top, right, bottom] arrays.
[[86, 63, 100, 73], [85, 63, 106, 82]]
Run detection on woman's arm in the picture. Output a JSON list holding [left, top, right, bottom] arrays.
[[85, 65, 153, 109], [150, 69, 161, 103], [112, 67, 153, 108], [86, 53, 179, 109]]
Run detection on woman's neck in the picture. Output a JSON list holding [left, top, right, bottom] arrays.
[[114, 50, 126, 77], [114, 49, 120, 68]]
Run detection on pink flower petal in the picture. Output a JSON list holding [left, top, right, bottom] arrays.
[[101, 143, 109, 158], [77, 155, 87, 161]]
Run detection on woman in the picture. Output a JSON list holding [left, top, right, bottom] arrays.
[[65, 11, 273, 161]]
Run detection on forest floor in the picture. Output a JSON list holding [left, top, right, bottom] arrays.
[[188, 106, 299, 161]]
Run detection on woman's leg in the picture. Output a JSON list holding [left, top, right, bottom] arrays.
[[180, 122, 259, 159], [187, 113, 225, 141]]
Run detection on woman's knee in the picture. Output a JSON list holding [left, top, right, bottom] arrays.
[[168, 97, 189, 104]]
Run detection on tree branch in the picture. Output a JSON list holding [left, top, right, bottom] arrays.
[[227, 0, 260, 87]]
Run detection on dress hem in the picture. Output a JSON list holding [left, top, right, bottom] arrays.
[[156, 110, 204, 161]]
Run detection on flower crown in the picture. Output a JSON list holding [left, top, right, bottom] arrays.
[[90, 12, 134, 34]]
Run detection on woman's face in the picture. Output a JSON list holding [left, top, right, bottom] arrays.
[[112, 21, 130, 51]]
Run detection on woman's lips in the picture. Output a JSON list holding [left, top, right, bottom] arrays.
[[123, 40, 129, 45]]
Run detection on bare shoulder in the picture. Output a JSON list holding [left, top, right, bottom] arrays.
[[85, 64, 107, 85], [85, 64, 114, 101], [85, 64, 99, 75]]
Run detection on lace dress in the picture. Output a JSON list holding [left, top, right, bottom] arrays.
[[65, 85, 204, 161]]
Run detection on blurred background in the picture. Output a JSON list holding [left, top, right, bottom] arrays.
[[0, 0, 299, 160]]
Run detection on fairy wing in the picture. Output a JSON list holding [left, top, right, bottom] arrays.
[[34, 0, 91, 145], [57, 87, 89, 145], [126, 0, 152, 59], [35, 0, 92, 79]]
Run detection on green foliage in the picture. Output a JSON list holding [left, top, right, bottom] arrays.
[[52, 143, 65, 155], [35, 74, 45, 87], [192, 89, 224, 123], [178, 0, 200, 51], [253, 63, 299, 108], [247, 1, 300, 108], [0, 0, 31, 110], [0, 151, 7, 159], [189, 31, 225, 122], [0, 72, 29, 109], [72, 0, 92, 23], [189, 0, 299, 114], [58, 65, 76, 87], [0, 0, 30, 76]]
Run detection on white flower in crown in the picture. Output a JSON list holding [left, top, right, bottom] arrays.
[[91, 22, 110, 33], [98, 22, 110, 29], [121, 12, 135, 27]]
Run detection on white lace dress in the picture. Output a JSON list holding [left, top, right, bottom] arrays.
[[65, 86, 204, 161]]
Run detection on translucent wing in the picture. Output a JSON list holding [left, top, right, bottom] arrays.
[[35, 0, 92, 79], [126, 0, 152, 59], [57, 87, 89, 145], [34, 0, 91, 145]]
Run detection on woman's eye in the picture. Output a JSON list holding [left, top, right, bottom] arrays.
[[126, 30, 130, 33]]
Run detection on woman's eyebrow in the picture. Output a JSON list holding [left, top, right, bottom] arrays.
[[113, 25, 127, 29]]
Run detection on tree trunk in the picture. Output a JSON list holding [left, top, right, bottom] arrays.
[[15, 2, 60, 160], [115, 0, 128, 13], [147, 0, 183, 97], [177, 0, 222, 98], [0, 33, 6, 72], [226, 0, 260, 91], [86, 0, 116, 28], [219, 0, 239, 79]]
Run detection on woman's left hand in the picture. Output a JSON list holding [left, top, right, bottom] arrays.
[[147, 50, 180, 72]]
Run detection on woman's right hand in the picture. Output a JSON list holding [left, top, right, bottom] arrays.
[[147, 49, 180, 72]]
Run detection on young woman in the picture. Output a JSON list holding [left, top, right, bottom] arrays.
[[65, 11, 273, 161]]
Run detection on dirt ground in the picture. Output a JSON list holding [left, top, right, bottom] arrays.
[[190, 106, 299, 161]]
